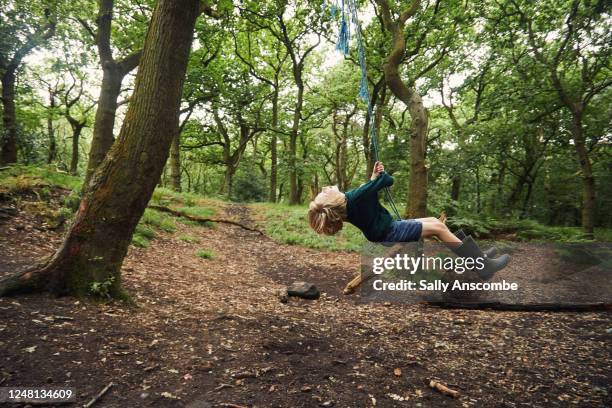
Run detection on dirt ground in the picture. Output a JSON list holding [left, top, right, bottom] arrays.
[[0, 193, 611, 408]]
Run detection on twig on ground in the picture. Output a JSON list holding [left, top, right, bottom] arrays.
[[83, 381, 113, 407], [429, 380, 460, 398], [214, 383, 234, 391]]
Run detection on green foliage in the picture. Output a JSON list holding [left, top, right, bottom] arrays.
[[3, 0, 611, 245], [0, 165, 81, 192], [89, 276, 115, 299], [62, 189, 81, 211], [179, 234, 200, 243], [447, 215, 493, 238], [151, 187, 203, 207], [131, 209, 175, 248], [131, 224, 156, 248], [448, 215, 604, 243], [254, 202, 365, 252], [231, 167, 267, 202], [141, 209, 176, 232], [196, 249, 214, 259]]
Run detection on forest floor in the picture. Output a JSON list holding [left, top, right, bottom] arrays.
[[0, 186, 611, 408]]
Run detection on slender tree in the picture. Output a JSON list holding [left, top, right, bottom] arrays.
[[57, 73, 95, 175], [0, 2, 56, 164], [81, 0, 144, 187]]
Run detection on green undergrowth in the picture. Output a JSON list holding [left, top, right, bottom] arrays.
[[150, 187, 218, 227], [134, 188, 219, 247], [131, 209, 176, 247], [0, 164, 81, 192], [179, 234, 200, 243], [252, 202, 365, 252], [449, 215, 611, 242], [0, 165, 82, 227], [151, 188, 221, 215], [196, 249, 214, 259]]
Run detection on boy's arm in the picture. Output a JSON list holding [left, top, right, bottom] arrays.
[[345, 172, 394, 202]]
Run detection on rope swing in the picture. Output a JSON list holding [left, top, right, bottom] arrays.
[[328, 0, 402, 220]]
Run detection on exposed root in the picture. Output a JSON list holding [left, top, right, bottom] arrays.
[[149, 204, 265, 235], [0, 261, 50, 297]]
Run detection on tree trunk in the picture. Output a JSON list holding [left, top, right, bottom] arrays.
[[309, 172, 319, 201], [376, 0, 428, 218], [520, 177, 534, 219], [448, 173, 461, 216], [0, 0, 200, 298], [406, 91, 428, 218], [169, 132, 181, 192], [572, 116, 595, 238], [475, 166, 481, 214], [222, 165, 236, 198], [269, 89, 278, 202], [69, 124, 84, 175], [84, 69, 122, 186], [83, 0, 141, 188], [1, 72, 18, 165], [494, 159, 506, 214], [507, 173, 526, 211], [47, 87, 57, 164], [289, 84, 303, 204]]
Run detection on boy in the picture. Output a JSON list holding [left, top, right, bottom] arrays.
[[308, 162, 510, 280]]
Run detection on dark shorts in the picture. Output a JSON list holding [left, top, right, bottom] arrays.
[[382, 219, 423, 242]]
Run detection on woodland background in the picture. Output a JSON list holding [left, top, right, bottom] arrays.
[[1, 0, 610, 240], [0, 2, 611, 406]]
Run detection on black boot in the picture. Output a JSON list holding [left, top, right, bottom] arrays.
[[454, 229, 497, 258], [449, 235, 510, 281]]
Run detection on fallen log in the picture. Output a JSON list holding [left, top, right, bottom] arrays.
[[148, 205, 264, 235]]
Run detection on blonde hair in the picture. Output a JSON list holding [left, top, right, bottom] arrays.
[[308, 189, 347, 235]]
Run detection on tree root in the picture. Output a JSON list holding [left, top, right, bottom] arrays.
[[0, 261, 50, 297], [149, 204, 264, 235]]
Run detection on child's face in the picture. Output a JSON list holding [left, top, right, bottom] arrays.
[[318, 185, 342, 201]]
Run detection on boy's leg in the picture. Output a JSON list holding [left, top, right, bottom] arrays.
[[420, 219, 461, 244]]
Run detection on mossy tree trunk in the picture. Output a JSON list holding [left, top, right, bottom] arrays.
[[374, 0, 428, 218], [0, 0, 200, 298]]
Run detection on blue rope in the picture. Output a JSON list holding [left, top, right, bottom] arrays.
[[328, 0, 402, 220]]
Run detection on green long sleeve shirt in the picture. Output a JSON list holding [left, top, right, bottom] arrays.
[[344, 172, 394, 242]]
